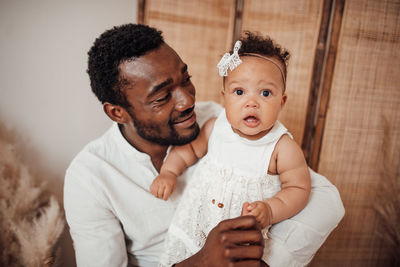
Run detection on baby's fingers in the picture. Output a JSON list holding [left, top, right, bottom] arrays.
[[163, 186, 173, 201], [150, 182, 159, 197], [241, 202, 251, 216], [157, 184, 166, 199]]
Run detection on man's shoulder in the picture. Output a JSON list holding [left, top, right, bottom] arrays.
[[195, 101, 223, 127], [66, 124, 115, 175]]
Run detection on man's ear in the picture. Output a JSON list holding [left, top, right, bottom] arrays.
[[103, 102, 131, 124], [281, 94, 287, 108]]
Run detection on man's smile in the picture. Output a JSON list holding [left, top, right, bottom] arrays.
[[172, 111, 197, 128]]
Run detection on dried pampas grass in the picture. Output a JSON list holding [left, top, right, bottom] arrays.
[[374, 117, 400, 266], [0, 124, 65, 267]]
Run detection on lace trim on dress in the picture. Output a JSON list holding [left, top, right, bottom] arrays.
[[158, 158, 281, 267]]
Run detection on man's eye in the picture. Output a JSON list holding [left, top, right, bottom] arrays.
[[154, 93, 170, 103], [261, 90, 271, 97], [234, 89, 244, 95]]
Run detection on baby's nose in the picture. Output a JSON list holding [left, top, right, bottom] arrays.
[[245, 99, 259, 108]]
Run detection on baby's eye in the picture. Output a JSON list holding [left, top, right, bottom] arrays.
[[234, 89, 244, 95], [261, 90, 271, 97]]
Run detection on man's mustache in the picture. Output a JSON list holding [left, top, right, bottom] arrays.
[[170, 106, 195, 124]]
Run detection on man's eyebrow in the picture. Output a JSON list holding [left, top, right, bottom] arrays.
[[147, 65, 188, 98], [148, 78, 173, 98]]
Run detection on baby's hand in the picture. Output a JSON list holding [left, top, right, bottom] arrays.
[[150, 172, 177, 200], [241, 201, 272, 228]]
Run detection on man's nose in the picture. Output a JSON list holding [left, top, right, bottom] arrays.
[[174, 87, 195, 111]]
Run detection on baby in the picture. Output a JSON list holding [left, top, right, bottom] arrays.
[[151, 31, 311, 265]]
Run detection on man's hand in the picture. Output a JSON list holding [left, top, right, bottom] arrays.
[[150, 172, 177, 200], [175, 216, 264, 267]]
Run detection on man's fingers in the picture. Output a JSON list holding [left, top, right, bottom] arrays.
[[232, 260, 264, 267], [218, 215, 259, 232], [197, 216, 265, 267], [220, 229, 263, 246], [225, 245, 264, 260]]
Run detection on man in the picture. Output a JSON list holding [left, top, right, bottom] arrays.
[[64, 24, 344, 267]]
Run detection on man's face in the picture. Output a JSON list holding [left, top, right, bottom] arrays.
[[119, 43, 199, 146]]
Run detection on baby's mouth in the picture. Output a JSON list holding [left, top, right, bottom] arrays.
[[243, 115, 260, 127]]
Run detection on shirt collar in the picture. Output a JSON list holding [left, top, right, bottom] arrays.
[[109, 123, 152, 162]]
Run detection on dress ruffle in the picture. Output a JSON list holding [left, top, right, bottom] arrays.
[[159, 158, 281, 267]]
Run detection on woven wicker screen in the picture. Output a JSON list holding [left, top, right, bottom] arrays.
[[311, 0, 400, 265], [241, 0, 323, 146], [142, 0, 322, 144], [142, 0, 236, 103], [140, 0, 400, 265]]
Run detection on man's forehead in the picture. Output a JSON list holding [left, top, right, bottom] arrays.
[[135, 43, 181, 67], [120, 44, 183, 78]]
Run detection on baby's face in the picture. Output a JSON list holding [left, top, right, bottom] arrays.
[[222, 56, 286, 140]]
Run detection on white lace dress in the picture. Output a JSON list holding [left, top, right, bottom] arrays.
[[159, 109, 291, 266]]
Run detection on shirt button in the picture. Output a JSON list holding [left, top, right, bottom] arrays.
[[212, 199, 215, 204], [218, 203, 224, 208]]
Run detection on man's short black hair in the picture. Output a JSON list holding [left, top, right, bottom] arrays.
[[238, 31, 290, 78], [87, 24, 164, 107]]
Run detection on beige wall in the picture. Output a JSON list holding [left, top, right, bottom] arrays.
[[0, 0, 137, 265]]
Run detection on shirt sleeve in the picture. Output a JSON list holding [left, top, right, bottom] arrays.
[[64, 168, 128, 267], [264, 168, 345, 267]]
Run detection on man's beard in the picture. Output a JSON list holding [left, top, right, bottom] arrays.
[[127, 108, 200, 146]]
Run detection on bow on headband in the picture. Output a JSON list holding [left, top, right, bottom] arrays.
[[217, 40, 242, 77]]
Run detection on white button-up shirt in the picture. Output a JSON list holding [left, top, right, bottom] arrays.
[[64, 101, 344, 267]]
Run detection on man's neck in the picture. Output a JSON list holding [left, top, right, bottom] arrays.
[[119, 124, 168, 172]]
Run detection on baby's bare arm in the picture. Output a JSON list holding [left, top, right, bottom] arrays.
[[150, 118, 216, 200], [162, 117, 216, 176], [265, 135, 311, 224]]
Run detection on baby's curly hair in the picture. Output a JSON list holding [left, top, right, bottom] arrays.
[[237, 31, 290, 78], [87, 24, 164, 107]]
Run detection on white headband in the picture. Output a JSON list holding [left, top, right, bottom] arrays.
[[216, 40, 286, 87], [217, 40, 242, 77]]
